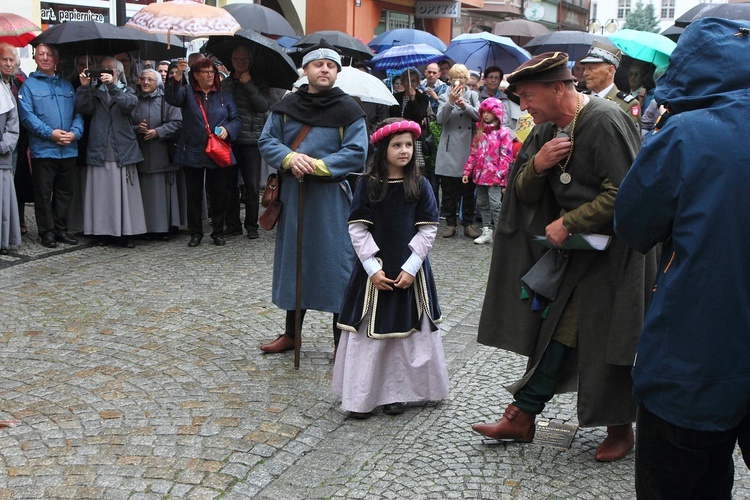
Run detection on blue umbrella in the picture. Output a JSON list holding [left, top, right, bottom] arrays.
[[369, 28, 446, 53], [370, 43, 444, 70], [444, 32, 530, 74]]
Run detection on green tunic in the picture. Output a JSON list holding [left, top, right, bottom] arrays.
[[477, 96, 657, 427]]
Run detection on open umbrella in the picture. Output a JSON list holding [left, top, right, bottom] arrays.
[[607, 29, 676, 70], [293, 30, 372, 60], [202, 29, 298, 89], [294, 66, 398, 106], [493, 19, 550, 46], [524, 31, 608, 61], [0, 12, 41, 47], [369, 43, 443, 71], [444, 32, 530, 74], [30, 22, 185, 60], [276, 36, 301, 50], [369, 28, 446, 53], [127, 0, 240, 42], [222, 3, 295, 37], [659, 25, 683, 42], [674, 3, 750, 27], [31, 21, 140, 56]]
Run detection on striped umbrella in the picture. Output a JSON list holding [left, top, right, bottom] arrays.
[[370, 43, 444, 71]]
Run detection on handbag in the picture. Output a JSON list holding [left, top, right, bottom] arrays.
[[195, 93, 232, 168], [259, 195, 282, 230], [258, 124, 312, 231], [261, 173, 279, 208]]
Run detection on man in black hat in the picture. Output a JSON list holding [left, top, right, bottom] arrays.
[[580, 40, 641, 133], [257, 41, 368, 356], [471, 51, 655, 462]]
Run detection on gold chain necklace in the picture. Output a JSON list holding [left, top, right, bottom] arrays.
[[558, 94, 582, 185]]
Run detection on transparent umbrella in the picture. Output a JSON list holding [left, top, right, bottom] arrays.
[[295, 66, 398, 106]]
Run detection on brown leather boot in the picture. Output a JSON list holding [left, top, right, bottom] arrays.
[[260, 335, 295, 354], [595, 424, 634, 462], [471, 404, 536, 442]]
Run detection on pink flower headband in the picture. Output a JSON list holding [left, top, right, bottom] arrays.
[[370, 120, 422, 146]]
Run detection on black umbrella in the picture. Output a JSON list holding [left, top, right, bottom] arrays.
[[293, 30, 372, 60], [659, 25, 684, 42], [674, 3, 750, 27], [30, 21, 184, 60], [222, 4, 296, 37], [31, 21, 139, 55], [203, 29, 299, 89], [524, 31, 608, 62]]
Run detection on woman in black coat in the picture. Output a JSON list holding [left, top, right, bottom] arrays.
[[164, 57, 242, 247]]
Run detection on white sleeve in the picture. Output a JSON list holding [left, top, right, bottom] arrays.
[[401, 224, 437, 276]]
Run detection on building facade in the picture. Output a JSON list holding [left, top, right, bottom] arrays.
[[589, 0, 726, 34]]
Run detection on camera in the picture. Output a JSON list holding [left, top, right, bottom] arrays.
[[85, 69, 114, 79]]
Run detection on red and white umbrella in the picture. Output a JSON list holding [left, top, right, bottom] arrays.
[[0, 12, 41, 47], [126, 0, 240, 43]]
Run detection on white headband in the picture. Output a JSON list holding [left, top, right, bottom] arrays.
[[302, 48, 342, 71]]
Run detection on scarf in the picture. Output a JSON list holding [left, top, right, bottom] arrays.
[[271, 84, 365, 127], [0, 79, 15, 115]]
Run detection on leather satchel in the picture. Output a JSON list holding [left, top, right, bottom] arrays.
[[259, 194, 282, 230], [261, 173, 279, 208], [258, 124, 312, 231]]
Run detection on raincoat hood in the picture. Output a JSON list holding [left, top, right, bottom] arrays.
[[477, 96, 504, 125], [654, 17, 750, 115]]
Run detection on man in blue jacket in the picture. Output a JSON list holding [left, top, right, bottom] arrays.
[[18, 43, 83, 248], [615, 18, 750, 498]]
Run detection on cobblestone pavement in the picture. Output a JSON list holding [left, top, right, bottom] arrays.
[[1, 212, 748, 499]]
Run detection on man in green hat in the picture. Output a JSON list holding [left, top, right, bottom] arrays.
[[471, 51, 655, 462]]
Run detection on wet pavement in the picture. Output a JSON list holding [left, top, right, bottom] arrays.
[[1, 210, 748, 498]]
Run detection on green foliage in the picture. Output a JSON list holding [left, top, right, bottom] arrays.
[[623, 1, 660, 33]]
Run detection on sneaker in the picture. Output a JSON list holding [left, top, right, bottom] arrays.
[[464, 225, 481, 239], [442, 226, 456, 238], [474, 227, 494, 245]]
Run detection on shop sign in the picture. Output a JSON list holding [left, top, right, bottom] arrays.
[[40, 2, 110, 25], [415, 1, 460, 19]]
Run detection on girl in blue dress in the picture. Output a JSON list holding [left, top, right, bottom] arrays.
[[333, 118, 449, 419]]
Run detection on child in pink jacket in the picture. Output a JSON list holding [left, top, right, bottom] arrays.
[[461, 97, 515, 244]]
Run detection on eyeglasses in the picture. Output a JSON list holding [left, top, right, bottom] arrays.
[[198, 70, 215, 75]]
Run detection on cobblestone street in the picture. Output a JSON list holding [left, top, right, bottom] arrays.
[[1, 215, 748, 498]]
